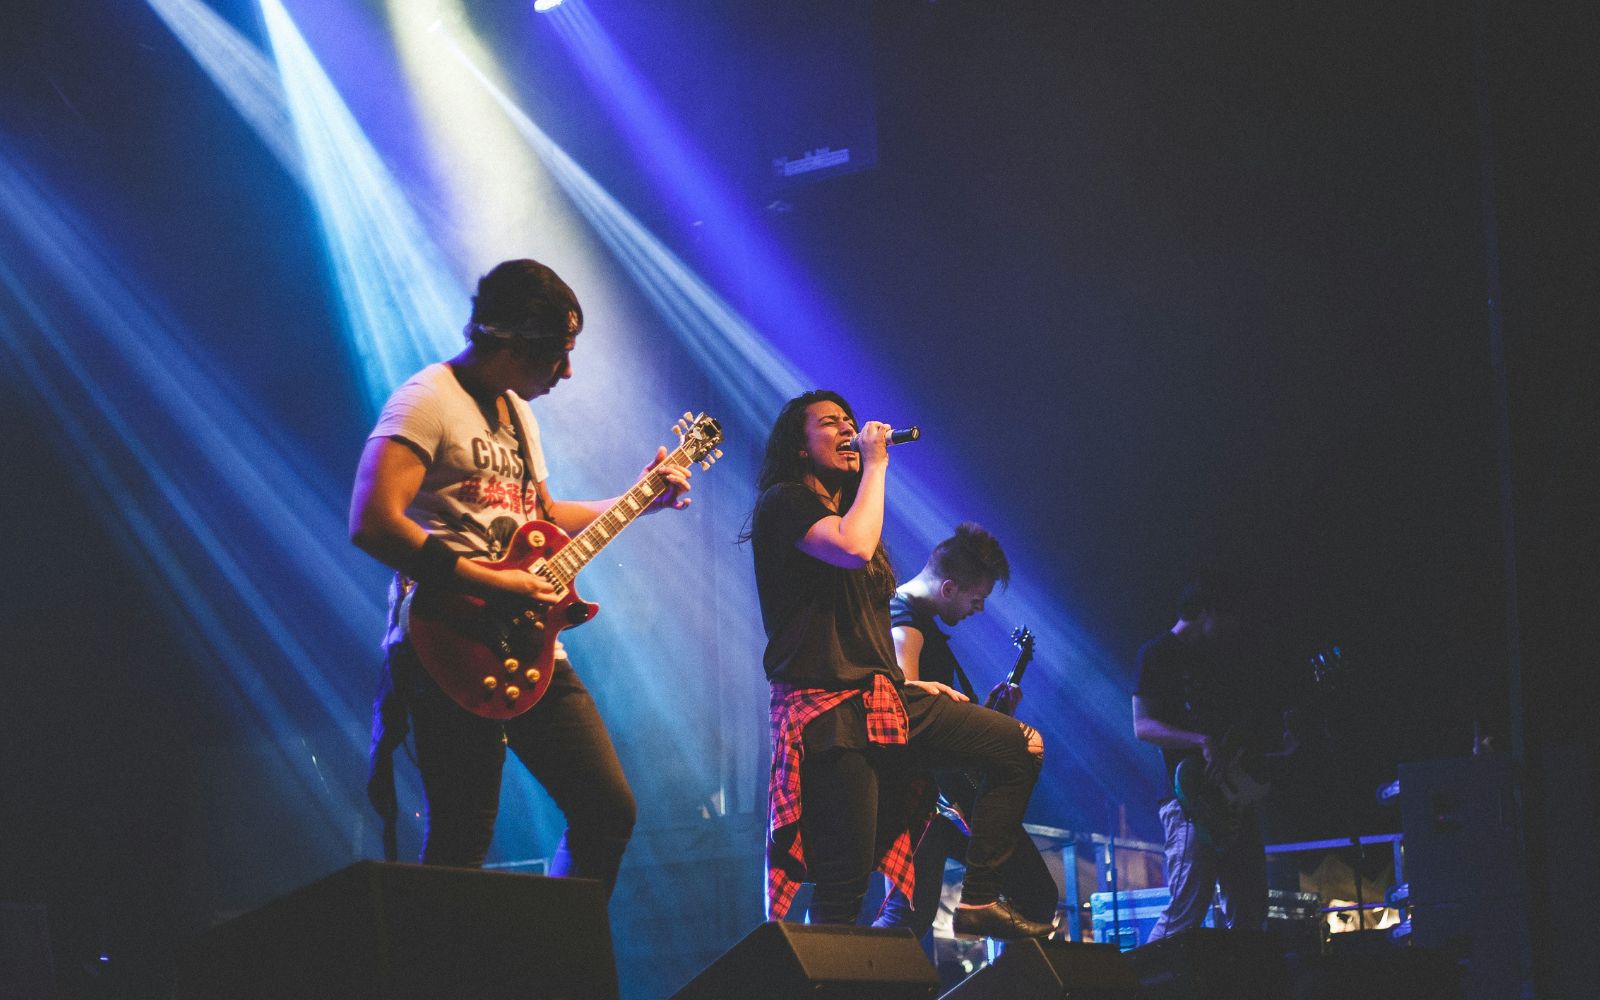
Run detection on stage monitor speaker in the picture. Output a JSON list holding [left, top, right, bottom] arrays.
[[669, 921, 940, 1000], [174, 861, 617, 1000], [939, 939, 1137, 999], [1127, 928, 1288, 1000]]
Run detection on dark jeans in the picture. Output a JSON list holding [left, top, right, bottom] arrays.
[[800, 688, 1040, 924], [877, 812, 1059, 938], [389, 642, 636, 896]]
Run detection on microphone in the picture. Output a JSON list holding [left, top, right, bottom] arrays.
[[842, 426, 921, 451]]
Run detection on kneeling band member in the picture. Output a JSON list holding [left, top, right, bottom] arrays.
[[877, 523, 1058, 941]]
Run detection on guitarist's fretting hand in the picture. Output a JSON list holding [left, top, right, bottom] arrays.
[[642, 445, 693, 511], [986, 681, 1023, 715]]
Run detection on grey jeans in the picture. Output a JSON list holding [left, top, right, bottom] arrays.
[[1147, 797, 1268, 941]]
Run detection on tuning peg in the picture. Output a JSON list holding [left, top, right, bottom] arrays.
[[682, 411, 694, 423], [672, 424, 683, 437], [713, 449, 723, 460], [700, 460, 711, 470]]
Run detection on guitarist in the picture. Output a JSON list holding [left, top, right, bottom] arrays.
[[349, 259, 691, 895], [1131, 576, 1269, 940], [877, 524, 1058, 944]]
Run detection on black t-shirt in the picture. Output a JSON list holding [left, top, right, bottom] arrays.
[[1134, 631, 1256, 787], [887, 593, 976, 700], [751, 483, 901, 688]]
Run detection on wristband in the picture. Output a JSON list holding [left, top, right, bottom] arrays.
[[404, 534, 461, 585]]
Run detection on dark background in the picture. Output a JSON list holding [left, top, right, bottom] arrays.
[[1, 1, 1594, 997]]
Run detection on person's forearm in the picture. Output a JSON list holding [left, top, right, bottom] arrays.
[[1134, 717, 1209, 751], [546, 497, 610, 535], [835, 461, 887, 560]]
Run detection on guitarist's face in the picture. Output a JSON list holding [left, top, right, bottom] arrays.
[[937, 576, 994, 625], [1198, 609, 1242, 645]]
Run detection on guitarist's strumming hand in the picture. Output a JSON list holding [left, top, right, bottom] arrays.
[[642, 445, 694, 512], [904, 679, 969, 702], [457, 558, 563, 604]]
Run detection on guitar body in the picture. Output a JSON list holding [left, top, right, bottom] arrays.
[[398, 411, 723, 721], [403, 519, 599, 721], [1172, 748, 1271, 848]]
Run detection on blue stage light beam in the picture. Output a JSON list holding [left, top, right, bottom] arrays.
[[145, 0, 305, 182], [151, 0, 461, 410], [0, 150, 388, 851], [259, 0, 464, 410], [539, 0, 912, 416]]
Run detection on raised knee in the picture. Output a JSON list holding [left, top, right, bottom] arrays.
[[1021, 722, 1044, 760]]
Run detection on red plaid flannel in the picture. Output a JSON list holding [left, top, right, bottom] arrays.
[[767, 673, 930, 920]]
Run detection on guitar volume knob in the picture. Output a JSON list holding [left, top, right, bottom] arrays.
[[481, 676, 499, 691], [504, 658, 520, 673], [524, 668, 541, 685], [503, 685, 521, 701]]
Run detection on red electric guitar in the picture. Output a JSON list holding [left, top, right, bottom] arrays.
[[403, 412, 722, 720]]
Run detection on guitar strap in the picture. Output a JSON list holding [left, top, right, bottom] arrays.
[[950, 660, 978, 703], [502, 391, 546, 521]]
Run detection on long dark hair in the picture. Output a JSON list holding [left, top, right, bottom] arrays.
[[742, 390, 895, 599]]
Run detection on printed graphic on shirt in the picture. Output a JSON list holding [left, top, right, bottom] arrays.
[[470, 436, 524, 480], [453, 473, 540, 518], [485, 515, 521, 560]]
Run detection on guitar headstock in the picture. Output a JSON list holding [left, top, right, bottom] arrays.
[[1004, 625, 1035, 689], [1010, 625, 1035, 656], [1306, 645, 1345, 689], [671, 412, 724, 470]]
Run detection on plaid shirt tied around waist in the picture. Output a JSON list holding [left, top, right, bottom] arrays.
[[766, 673, 931, 920]]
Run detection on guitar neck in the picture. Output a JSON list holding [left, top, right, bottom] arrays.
[[1005, 644, 1034, 688], [544, 442, 695, 584]]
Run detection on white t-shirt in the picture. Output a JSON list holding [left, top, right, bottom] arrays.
[[369, 362, 551, 559]]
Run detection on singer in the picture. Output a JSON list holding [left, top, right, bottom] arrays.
[[745, 389, 1051, 938]]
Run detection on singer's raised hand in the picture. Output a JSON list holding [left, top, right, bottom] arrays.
[[854, 420, 892, 465]]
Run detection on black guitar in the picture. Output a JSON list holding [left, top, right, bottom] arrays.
[[936, 626, 1035, 829], [985, 625, 1035, 711]]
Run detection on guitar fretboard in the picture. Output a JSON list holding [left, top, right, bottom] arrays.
[[544, 442, 694, 584]]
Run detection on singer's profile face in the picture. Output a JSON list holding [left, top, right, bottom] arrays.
[[800, 400, 858, 476]]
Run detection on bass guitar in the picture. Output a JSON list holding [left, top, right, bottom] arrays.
[[1172, 645, 1344, 846], [403, 412, 723, 720]]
